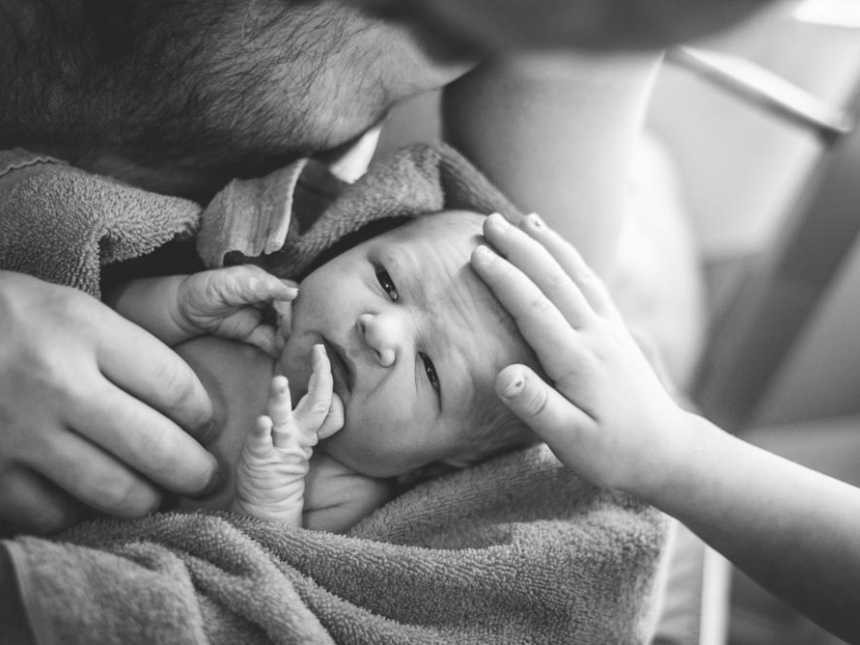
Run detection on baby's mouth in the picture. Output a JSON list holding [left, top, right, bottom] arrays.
[[321, 337, 354, 401]]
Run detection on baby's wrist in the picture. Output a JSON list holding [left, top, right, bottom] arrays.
[[172, 276, 205, 335]]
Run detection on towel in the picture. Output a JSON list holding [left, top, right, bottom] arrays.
[[6, 445, 666, 645], [0, 143, 668, 643], [0, 143, 518, 297]]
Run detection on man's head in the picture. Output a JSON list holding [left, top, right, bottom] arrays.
[[277, 210, 537, 478]]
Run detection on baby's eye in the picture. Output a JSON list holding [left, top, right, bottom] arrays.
[[375, 266, 399, 302], [419, 352, 441, 398]]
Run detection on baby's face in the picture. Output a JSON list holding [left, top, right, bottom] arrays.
[[277, 211, 529, 478]]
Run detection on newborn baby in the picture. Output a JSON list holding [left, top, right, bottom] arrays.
[[111, 211, 537, 532]]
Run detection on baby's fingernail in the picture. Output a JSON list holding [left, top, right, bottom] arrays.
[[501, 372, 525, 399]]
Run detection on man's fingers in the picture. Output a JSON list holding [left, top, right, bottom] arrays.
[[471, 244, 585, 377], [69, 378, 219, 496], [0, 467, 88, 535], [496, 364, 594, 469], [482, 213, 593, 326], [95, 309, 214, 438], [518, 212, 616, 317], [29, 430, 161, 518]]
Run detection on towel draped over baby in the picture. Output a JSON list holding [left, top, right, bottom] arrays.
[[0, 144, 668, 644]]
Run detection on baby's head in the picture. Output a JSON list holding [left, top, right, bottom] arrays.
[[277, 210, 539, 478]]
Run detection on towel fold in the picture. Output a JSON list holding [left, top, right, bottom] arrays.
[[6, 445, 666, 645], [0, 143, 668, 643]]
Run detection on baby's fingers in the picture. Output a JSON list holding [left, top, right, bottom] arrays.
[[292, 345, 335, 439], [496, 364, 596, 473], [267, 376, 294, 429], [214, 265, 298, 306], [243, 415, 276, 458], [245, 324, 284, 358]]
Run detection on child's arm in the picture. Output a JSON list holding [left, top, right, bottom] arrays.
[[232, 345, 343, 526], [472, 212, 860, 643], [108, 265, 296, 355]]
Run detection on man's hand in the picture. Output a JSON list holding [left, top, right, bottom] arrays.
[[175, 265, 298, 357], [233, 345, 344, 525], [470, 214, 687, 494], [0, 271, 219, 534]]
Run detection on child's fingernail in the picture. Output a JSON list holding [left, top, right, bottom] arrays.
[[487, 212, 509, 230], [526, 212, 543, 229], [501, 373, 525, 399]]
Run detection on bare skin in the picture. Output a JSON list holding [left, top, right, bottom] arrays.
[[473, 212, 860, 643]]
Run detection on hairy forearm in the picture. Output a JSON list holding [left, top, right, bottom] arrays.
[[649, 413, 860, 642]]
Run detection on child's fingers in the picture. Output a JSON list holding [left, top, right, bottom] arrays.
[[292, 345, 334, 438], [495, 364, 596, 470], [483, 213, 594, 326], [518, 213, 617, 318], [471, 244, 587, 379]]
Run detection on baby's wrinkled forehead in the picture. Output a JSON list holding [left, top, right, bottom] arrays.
[[400, 210, 532, 365]]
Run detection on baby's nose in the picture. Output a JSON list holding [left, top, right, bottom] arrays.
[[357, 312, 398, 367]]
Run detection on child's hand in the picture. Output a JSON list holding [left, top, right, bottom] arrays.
[[233, 345, 344, 525], [471, 213, 688, 495], [176, 265, 297, 357]]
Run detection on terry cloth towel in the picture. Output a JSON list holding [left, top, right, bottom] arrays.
[[0, 143, 668, 644], [6, 446, 666, 645], [0, 143, 519, 297]]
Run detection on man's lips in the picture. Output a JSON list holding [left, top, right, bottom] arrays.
[[321, 337, 355, 400]]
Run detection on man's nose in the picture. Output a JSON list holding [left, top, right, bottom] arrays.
[[356, 312, 402, 367]]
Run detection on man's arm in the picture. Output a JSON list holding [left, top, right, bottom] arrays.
[[443, 52, 661, 275]]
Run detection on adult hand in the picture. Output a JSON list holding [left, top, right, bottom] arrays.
[[0, 272, 219, 534], [470, 213, 688, 494]]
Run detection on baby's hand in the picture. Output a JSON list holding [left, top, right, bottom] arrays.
[[472, 213, 688, 496], [233, 345, 344, 525], [176, 265, 297, 357]]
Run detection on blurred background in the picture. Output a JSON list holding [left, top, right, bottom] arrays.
[[374, 1, 860, 642]]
